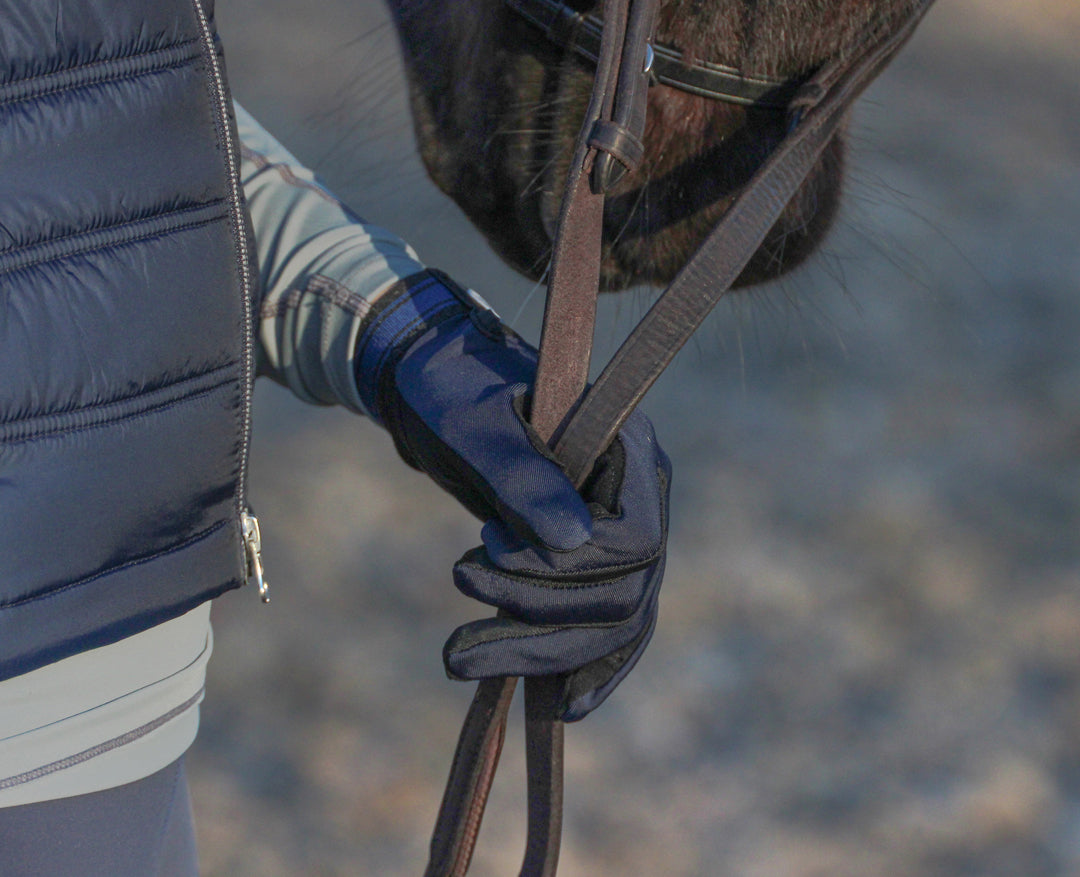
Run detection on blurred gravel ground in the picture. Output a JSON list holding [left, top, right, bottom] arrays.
[[189, 1, 1080, 874]]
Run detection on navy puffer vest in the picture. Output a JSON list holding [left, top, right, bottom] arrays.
[[0, 0, 255, 680]]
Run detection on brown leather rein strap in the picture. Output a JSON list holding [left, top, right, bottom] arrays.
[[549, 0, 939, 485], [425, 6, 652, 875], [424, 1, 936, 875]]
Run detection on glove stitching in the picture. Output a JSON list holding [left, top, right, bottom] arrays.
[[460, 556, 662, 588]]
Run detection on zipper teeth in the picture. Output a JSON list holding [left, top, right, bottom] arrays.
[[190, 0, 256, 518]]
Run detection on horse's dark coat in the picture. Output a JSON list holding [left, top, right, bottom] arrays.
[[385, 0, 923, 290]]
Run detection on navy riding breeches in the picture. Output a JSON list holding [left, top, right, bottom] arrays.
[[0, 758, 198, 877]]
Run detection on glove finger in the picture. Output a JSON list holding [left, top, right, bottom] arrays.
[[444, 552, 661, 681], [479, 423, 671, 575], [396, 323, 592, 550], [391, 399, 591, 552], [443, 613, 644, 681], [480, 513, 665, 578], [583, 413, 672, 555], [561, 609, 658, 722], [454, 547, 658, 625]]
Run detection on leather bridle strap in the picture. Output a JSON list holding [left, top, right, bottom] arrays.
[[424, 1, 936, 875], [551, 0, 939, 484], [424, 674, 566, 877], [532, 0, 658, 439], [424, 2, 654, 874], [505, 0, 802, 108]]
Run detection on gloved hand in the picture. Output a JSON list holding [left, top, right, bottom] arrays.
[[354, 270, 671, 720]]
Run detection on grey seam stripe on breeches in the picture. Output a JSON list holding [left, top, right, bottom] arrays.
[[0, 688, 204, 791]]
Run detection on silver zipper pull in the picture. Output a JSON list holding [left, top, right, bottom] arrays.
[[241, 511, 270, 604]]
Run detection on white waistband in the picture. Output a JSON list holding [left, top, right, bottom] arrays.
[[0, 603, 213, 807]]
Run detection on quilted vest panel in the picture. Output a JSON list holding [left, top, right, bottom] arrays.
[[0, 0, 255, 680]]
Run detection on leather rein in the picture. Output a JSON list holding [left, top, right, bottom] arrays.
[[423, 1, 938, 874]]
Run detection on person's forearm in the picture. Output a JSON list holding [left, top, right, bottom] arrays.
[[235, 102, 426, 415]]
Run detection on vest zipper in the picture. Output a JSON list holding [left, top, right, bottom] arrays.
[[241, 510, 270, 604], [189, 0, 267, 602]]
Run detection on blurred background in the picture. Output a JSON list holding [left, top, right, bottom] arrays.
[[190, 1, 1080, 874]]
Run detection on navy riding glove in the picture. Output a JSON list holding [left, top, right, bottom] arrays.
[[354, 271, 671, 720]]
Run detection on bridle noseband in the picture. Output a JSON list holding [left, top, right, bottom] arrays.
[[505, 0, 805, 109]]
